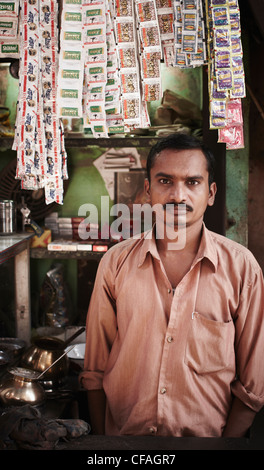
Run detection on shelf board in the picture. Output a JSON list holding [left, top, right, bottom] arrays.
[[66, 135, 160, 148], [0, 233, 34, 265], [30, 247, 105, 260], [0, 135, 161, 151]]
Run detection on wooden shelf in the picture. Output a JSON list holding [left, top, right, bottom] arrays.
[[0, 233, 34, 265], [65, 134, 161, 148], [30, 247, 105, 260], [0, 135, 162, 151]]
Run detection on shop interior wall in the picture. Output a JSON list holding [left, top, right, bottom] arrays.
[[0, 56, 252, 330]]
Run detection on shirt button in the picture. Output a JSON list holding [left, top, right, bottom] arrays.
[[160, 387, 167, 394], [149, 426, 157, 434], [167, 336, 173, 343], [168, 289, 171, 294]]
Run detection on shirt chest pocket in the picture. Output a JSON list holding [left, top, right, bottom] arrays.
[[184, 312, 235, 374]]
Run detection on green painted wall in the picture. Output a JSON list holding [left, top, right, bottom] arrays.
[[57, 148, 111, 220]]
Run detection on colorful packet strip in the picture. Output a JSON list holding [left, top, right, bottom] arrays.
[[13, 0, 67, 205]]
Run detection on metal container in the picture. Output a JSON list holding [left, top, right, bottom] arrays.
[[0, 199, 17, 235], [0, 367, 46, 406], [21, 336, 70, 383], [0, 337, 26, 359], [0, 350, 12, 370]]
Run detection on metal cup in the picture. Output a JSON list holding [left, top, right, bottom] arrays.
[[0, 199, 17, 234]]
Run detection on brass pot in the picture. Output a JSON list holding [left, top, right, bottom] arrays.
[[0, 367, 46, 406], [21, 336, 69, 382]]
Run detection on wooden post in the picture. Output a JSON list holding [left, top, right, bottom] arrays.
[[14, 242, 31, 344]]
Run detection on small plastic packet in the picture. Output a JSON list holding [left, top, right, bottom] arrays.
[[116, 16, 135, 43], [181, 31, 197, 54], [182, 0, 197, 11], [121, 70, 140, 94], [83, 4, 106, 26], [218, 124, 244, 149], [118, 44, 137, 68], [158, 10, 174, 39], [91, 121, 109, 138], [114, 0, 133, 18], [122, 93, 141, 120], [212, 6, 229, 27], [229, 10, 240, 32], [0, 1, 19, 17], [174, 46, 188, 68], [230, 33, 242, 55], [86, 44, 107, 63], [216, 67, 233, 91], [86, 63, 107, 84], [211, 0, 229, 6], [84, 23, 106, 45], [0, 17, 18, 38], [87, 83, 106, 102], [231, 54, 244, 76], [135, 0, 157, 23], [210, 77, 228, 100], [182, 10, 197, 31], [229, 76, 246, 99], [106, 114, 124, 134], [143, 78, 162, 101], [141, 51, 161, 78], [215, 48, 231, 68], [225, 98, 243, 125], [209, 99, 227, 129], [87, 102, 106, 122], [214, 26, 231, 49], [139, 21, 161, 48], [0, 40, 19, 58], [155, 0, 173, 8], [162, 38, 175, 66], [229, 0, 239, 10]]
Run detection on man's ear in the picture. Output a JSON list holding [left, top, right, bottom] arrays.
[[208, 182, 217, 207], [144, 178, 151, 202]]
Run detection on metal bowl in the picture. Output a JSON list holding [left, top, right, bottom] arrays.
[[21, 336, 69, 381], [0, 337, 26, 358], [66, 343, 85, 360], [0, 350, 12, 369]]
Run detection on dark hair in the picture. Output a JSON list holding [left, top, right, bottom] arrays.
[[146, 133, 216, 186]]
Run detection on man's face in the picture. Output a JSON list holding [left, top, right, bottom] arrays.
[[145, 148, 217, 230]]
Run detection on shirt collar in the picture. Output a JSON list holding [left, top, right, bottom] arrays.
[[137, 223, 218, 271]]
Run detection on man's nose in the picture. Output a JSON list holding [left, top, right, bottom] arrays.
[[169, 183, 186, 202]]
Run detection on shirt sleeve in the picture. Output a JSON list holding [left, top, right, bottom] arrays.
[[231, 265, 264, 412], [79, 251, 117, 391]]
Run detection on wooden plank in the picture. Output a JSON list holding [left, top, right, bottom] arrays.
[[14, 243, 31, 344]]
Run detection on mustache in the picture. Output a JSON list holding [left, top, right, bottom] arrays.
[[162, 203, 193, 212]]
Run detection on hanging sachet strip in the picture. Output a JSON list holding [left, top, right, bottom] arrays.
[[40, 0, 66, 204], [83, 0, 108, 137], [57, 0, 84, 120], [14, 0, 40, 187], [13, 0, 67, 204]]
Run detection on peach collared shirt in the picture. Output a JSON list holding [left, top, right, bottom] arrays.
[[80, 225, 264, 437]]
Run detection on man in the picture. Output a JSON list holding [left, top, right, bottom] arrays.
[[80, 133, 264, 437]]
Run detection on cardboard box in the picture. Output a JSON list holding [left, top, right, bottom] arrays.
[[31, 229, 52, 248]]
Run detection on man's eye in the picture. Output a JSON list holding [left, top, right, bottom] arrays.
[[159, 178, 171, 184], [188, 180, 199, 185]]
